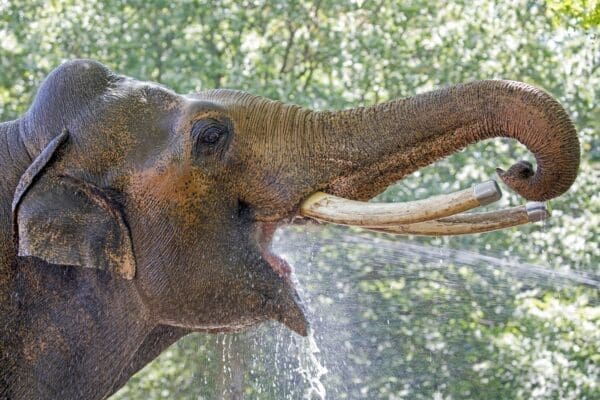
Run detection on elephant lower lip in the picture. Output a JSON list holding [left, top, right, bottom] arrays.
[[255, 222, 309, 336], [256, 222, 293, 281]]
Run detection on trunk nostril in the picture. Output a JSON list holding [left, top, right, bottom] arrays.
[[498, 160, 535, 180]]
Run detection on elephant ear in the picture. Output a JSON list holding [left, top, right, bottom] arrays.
[[12, 130, 136, 279]]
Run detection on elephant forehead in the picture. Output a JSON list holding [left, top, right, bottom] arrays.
[[181, 96, 227, 114], [108, 78, 182, 111]]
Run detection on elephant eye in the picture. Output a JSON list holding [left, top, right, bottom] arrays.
[[191, 118, 232, 160], [203, 129, 221, 144], [192, 119, 228, 146]]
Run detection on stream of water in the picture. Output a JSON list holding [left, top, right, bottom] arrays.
[[156, 224, 598, 399]]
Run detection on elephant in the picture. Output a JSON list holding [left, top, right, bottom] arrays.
[[0, 60, 579, 399]]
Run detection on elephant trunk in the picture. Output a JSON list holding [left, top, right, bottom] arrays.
[[312, 80, 580, 202]]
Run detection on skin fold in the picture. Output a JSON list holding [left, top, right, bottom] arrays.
[[0, 60, 579, 399]]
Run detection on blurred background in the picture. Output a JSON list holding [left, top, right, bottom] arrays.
[[1, 0, 598, 399]]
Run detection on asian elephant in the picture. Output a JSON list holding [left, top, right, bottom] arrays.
[[0, 60, 579, 399]]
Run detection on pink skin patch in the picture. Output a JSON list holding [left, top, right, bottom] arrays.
[[255, 222, 293, 282]]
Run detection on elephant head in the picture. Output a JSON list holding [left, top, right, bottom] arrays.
[[11, 60, 579, 337]]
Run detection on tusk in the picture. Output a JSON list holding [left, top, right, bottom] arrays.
[[300, 180, 502, 226], [367, 202, 549, 236]]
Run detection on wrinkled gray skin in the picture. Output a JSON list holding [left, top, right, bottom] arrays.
[[0, 60, 579, 399]]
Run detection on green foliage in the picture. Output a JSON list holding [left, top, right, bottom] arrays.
[[545, 0, 600, 29], [484, 290, 600, 399], [1, 0, 598, 399]]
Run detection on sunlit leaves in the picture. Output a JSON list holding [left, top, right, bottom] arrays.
[[545, 0, 600, 29]]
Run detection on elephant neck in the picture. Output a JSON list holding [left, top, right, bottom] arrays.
[[4, 261, 156, 399], [0, 118, 35, 321], [0, 118, 31, 308]]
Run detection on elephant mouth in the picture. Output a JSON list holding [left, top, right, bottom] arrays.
[[255, 221, 308, 336], [255, 221, 293, 281], [297, 179, 550, 236]]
